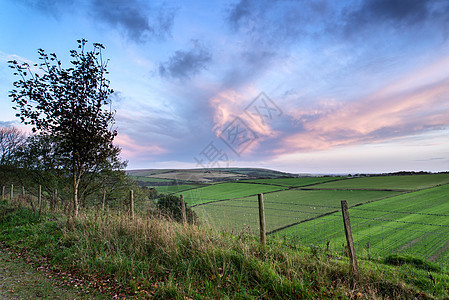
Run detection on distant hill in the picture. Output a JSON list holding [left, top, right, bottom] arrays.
[[126, 168, 299, 186]]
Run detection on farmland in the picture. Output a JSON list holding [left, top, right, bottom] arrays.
[[130, 170, 449, 268], [3, 169, 449, 298], [156, 184, 201, 194], [194, 189, 399, 232], [167, 171, 449, 268], [307, 173, 449, 191], [279, 184, 449, 265], [176, 182, 286, 206], [239, 176, 342, 187], [127, 167, 296, 184]]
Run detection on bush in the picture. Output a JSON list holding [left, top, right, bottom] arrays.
[[157, 194, 198, 224], [384, 254, 440, 272]]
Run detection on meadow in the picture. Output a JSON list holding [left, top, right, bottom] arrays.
[[239, 176, 342, 187], [306, 173, 449, 190], [155, 184, 201, 194], [2, 171, 449, 298], [279, 184, 449, 267], [3, 198, 447, 298], [161, 172, 449, 270], [175, 182, 286, 205], [194, 189, 399, 233]]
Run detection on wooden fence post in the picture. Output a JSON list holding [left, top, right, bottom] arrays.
[[50, 189, 56, 211], [258, 193, 266, 246], [53, 189, 57, 209], [2, 186, 4, 201], [10, 184, 13, 202], [55, 189, 59, 208], [341, 200, 358, 276], [22, 186, 25, 198], [38, 185, 42, 216], [102, 189, 106, 211], [129, 190, 134, 219], [180, 194, 187, 225]]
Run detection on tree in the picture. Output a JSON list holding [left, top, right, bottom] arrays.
[[13, 134, 67, 206], [0, 126, 26, 187], [9, 39, 122, 217], [157, 194, 198, 224], [0, 126, 25, 166]]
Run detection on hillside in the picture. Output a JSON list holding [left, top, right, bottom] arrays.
[[127, 167, 298, 186], [1, 171, 449, 298], [1, 198, 448, 299]]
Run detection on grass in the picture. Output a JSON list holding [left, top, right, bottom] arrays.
[[308, 173, 449, 191], [130, 176, 174, 183], [1, 199, 448, 299], [194, 189, 400, 233], [277, 184, 449, 268], [0, 246, 89, 299], [178, 182, 286, 206], [239, 176, 342, 187], [213, 167, 293, 177], [156, 184, 200, 194]]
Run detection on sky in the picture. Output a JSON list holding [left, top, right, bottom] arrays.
[[0, 0, 448, 174]]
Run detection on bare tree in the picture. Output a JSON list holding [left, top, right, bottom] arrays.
[[0, 127, 25, 165]]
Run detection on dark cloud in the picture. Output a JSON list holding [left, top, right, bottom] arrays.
[[227, 0, 253, 31], [349, 0, 430, 25], [13, 0, 176, 42], [227, 0, 449, 45], [344, 0, 449, 37], [91, 0, 176, 42], [159, 40, 212, 80], [226, 0, 334, 46], [220, 49, 277, 91], [15, 0, 72, 17]]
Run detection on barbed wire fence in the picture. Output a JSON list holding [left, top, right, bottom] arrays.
[[188, 193, 449, 271], [3, 183, 449, 272]]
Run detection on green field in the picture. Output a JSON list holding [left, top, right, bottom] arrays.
[[179, 173, 449, 268], [277, 184, 449, 265], [177, 182, 286, 205], [213, 167, 294, 178], [130, 176, 174, 183], [156, 184, 201, 194], [128, 168, 298, 184], [239, 176, 342, 187], [194, 189, 400, 233], [308, 173, 449, 191]]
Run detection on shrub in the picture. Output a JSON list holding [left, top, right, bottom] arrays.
[[384, 254, 440, 272], [157, 194, 198, 224]]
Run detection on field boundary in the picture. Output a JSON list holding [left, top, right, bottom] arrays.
[[267, 210, 339, 235]]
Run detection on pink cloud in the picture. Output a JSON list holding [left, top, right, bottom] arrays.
[[115, 133, 168, 159], [281, 55, 449, 153], [209, 88, 281, 154]]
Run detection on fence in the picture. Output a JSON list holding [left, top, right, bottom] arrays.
[[3, 183, 448, 271], [190, 193, 449, 271], [1, 184, 144, 218], [0, 184, 194, 226]]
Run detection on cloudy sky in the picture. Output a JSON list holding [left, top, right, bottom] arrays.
[[0, 0, 448, 174]]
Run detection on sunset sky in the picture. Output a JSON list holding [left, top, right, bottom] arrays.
[[0, 0, 448, 174]]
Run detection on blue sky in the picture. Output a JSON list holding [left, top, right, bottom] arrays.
[[0, 0, 448, 174]]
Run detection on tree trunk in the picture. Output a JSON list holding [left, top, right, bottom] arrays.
[[73, 173, 80, 218]]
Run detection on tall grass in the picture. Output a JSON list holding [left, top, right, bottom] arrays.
[[1, 198, 448, 299]]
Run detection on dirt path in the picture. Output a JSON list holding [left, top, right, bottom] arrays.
[[0, 246, 91, 299]]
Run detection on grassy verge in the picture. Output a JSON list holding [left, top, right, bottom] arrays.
[[0, 244, 92, 299], [0, 199, 447, 299]]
